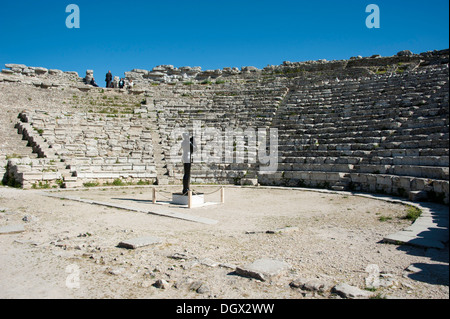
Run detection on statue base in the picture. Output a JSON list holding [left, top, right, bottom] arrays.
[[172, 193, 205, 206]]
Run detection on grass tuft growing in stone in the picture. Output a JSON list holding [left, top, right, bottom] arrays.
[[404, 206, 422, 222]]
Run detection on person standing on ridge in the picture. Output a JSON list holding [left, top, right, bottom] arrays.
[[105, 70, 112, 88]]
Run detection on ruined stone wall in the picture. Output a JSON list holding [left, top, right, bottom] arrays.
[[1, 63, 83, 88], [123, 49, 449, 85]]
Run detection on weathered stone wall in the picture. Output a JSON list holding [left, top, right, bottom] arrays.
[[1, 63, 82, 88], [123, 49, 449, 85]]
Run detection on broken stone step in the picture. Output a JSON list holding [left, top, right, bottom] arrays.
[[117, 236, 162, 249], [331, 283, 374, 299], [235, 258, 290, 282], [383, 233, 445, 249]]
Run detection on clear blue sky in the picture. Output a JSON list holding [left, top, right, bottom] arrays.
[[0, 0, 448, 82]]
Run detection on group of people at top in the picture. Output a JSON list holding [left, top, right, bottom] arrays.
[[105, 70, 134, 89], [89, 71, 134, 89]]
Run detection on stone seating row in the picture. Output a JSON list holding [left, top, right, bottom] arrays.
[[274, 162, 448, 180], [258, 170, 448, 200], [286, 92, 447, 114], [288, 67, 447, 94]]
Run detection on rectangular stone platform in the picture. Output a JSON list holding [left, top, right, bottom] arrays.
[[172, 193, 204, 206]]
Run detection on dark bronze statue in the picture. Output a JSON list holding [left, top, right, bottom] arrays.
[[182, 133, 197, 195]]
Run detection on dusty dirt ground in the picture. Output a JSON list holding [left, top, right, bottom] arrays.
[[0, 185, 448, 299]]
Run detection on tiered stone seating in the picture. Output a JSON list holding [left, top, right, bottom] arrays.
[[15, 110, 157, 187], [154, 83, 288, 185], [262, 65, 449, 203], [3, 51, 448, 204]]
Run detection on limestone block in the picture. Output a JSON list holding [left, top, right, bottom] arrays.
[[2, 77, 19, 82], [110, 146, 123, 153], [236, 258, 290, 282], [349, 173, 362, 184], [409, 190, 428, 202], [326, 172, 341, 182], [34, 67, 48, 75], [115, 157, 127, 163], [397, 176, 412, 190], [110, 164, 132, 171], [17, 165, 32, 172], [5, 63, 26, 69], [282, 171, 295, 179], [241, 66, 259, 72], [48, 69, 63, 75], [127, 158, 143, 164], [85, 147, 99, 157], [397, 50, 413, 56], [135, 172, 157, 178], [40, 82, 52, 89], [131, 69, 148, 75], [376, 174, 392, 187], [432, 180, 445, 193], [310, 171, 327, 181], [147, 71, 165, 79], [132, 164, 147, 171], [42, 172, 61, 181], [64, 71, 79, 77], [77, 172, 121, 179], [298, 171, 311, 181], [21, 172, 44, 181], [22, 68, 35, 76], [364, 174, 377, 191], [411, 178, 426, 191], [118, 236, 161, 249], [332, 283, 373, 299]]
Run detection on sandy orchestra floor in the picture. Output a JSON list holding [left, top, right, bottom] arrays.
[[0, 185, 448, 299]]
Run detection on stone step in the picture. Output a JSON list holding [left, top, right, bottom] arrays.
[[62, 178, 84, 189], [75, 171, 157, 179]]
